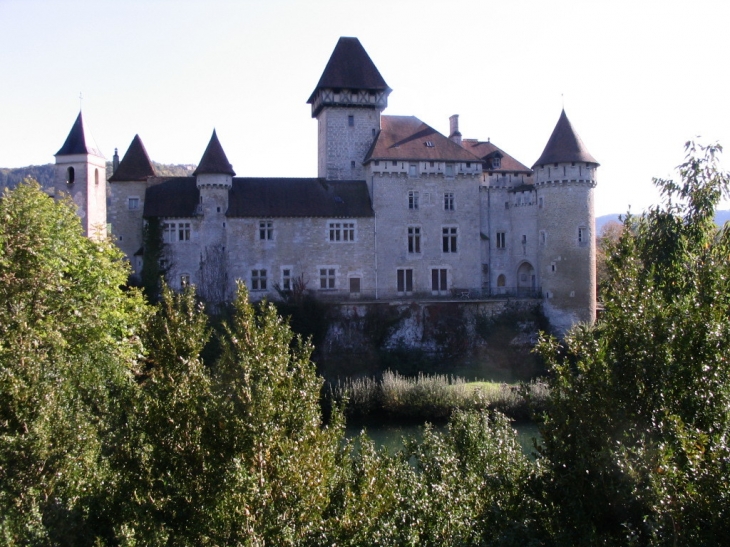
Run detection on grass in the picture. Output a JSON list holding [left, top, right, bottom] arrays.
[[327, 371, 549, 424]]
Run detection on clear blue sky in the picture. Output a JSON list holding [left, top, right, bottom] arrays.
[[2, 0, 729, 217]]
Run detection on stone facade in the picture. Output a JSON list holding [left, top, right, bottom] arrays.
[[57, 37, 599, 333]]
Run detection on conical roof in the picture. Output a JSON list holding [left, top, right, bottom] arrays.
[[193, 130, 235, 176], [55, 111, 102, 157], [108, 134, 156, 182], [532, 110, 598, 168], [307, 37, 389, 104]]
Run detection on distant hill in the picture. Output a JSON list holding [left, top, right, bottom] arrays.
[[1, 162, 197, 191], [597, 211, 730, 232]]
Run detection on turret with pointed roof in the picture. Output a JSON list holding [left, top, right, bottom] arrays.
[[310, 37, 390, 181], [534, 109, 598, 333], [193, 129, 236, 177], [533, 110, 598, 168], [54, 111, 107, 239], [108, 134, 156, 182]]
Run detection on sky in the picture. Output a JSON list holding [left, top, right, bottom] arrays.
[[1, 0, 729, 217]]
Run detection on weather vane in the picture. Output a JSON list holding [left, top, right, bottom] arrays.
[[79, 92, 83, 110]]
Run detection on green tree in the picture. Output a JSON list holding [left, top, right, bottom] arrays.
[[0, 180, 147, 545], [118, 281, 344, 545], [536, 142, 730, 545]]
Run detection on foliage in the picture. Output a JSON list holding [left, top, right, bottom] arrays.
[[595, 220, 623, 293], [118, 281, 344, 546], [140, 217, 167, 302], [0, 180, 147, 545], [536, 142, 730, 545], [320, 410, 539, 546]]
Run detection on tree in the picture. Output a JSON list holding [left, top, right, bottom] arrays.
[[0, 180, 147, 545], [536, 142, 730, 545], [595, 220, 623, 293]]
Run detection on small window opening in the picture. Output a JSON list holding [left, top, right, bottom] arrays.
[[66, 166, 75, 184], [348, 115, 354, 127]]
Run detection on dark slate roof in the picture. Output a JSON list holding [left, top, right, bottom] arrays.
[[55, 111, 102, 157], [461, 140, 532, 173], [532, 110, 598, 168], [143, 177, 199, 218], [307, 37, 389, 103], [108, 134, 156, 182], [228, 179, 373, 218], [364, 116, 482, 163], [143, 177, 373, 219], [192, 130, 236, 176]]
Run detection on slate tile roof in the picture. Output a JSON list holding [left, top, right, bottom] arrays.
[[143, 178, 373, 219], [193, 130, 236, 176], [56, 111, 103, 157], [461, 140, 532, 173], [533, 110, 598, 167], [108, 134, 156, 182], [365, 116, 482, 163], [307, 37, 389, 104]]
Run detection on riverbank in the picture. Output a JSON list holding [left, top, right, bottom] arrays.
[[325, 371, 549, 424]]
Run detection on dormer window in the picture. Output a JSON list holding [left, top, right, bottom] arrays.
[[425, 141, 434, 147], [490, 157, 501, 169]]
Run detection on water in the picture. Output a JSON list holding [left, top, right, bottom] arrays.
[[345, 420, 541, 457]]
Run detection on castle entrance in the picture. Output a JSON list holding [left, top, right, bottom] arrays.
[[516, 261, 536, 296]]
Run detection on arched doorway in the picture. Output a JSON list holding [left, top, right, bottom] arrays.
[[516, 262, 536, 296]]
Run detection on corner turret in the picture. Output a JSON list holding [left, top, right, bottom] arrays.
[[534, 110, 598, 333]]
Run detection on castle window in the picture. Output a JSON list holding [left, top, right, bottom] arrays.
[[444, 192, 454, 211], [497, 274, 506, 287], [375, 160, 380, 166], [163, 222, 176, 243], [490, 157, 501, 169], [408, 190, 419, 210], [521, 234, 527, 245], [251, 269, 267, 290], [392, 161, 397, 166], [397, 268, 413, 294], [505, 201, 509, 210], [431, 268, 448, 293], [178, 223, 191, 241], [445, 164, 454, 177], [66, 166, 75, 184], [496, 232, 506, 249], [578, 226, 588, 244], [442, 227, 457, 253], [128, 197, 139, 210], [259, 220, 273, 240], [329, 221, 355, 242], [348, 115, 354, 127], [538, 196, 544, 209], [319, 268, 336, 290], [372, 128, 376, 137], [280, 268, 292, 291], [349, 277, 361, 294], [408, 226, 421, 254], [409, 163, 417, 177], [95, 169, 99, 185], [180, 274, 190, 287], [551, 262, 556, 272], [540, 230, 547, 246], [466, 162, 471, 168]]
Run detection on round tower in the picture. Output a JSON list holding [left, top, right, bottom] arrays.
[[54, 111, 107, 239], [307, 37, 390, 181], [534, 110, 599, 333]]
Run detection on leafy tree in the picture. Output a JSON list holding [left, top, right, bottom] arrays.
[[536, 142, 730, 545], [118, 281, 344, 545], [0, 180, 147, 545]]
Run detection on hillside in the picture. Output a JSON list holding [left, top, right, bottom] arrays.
[[0, 162, 196, 190]]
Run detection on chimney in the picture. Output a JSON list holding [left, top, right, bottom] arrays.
[[112, 148, 119, 173], [449, 114, 462, 145]]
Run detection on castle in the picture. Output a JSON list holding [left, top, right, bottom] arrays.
[[53, 37, 598, 332]]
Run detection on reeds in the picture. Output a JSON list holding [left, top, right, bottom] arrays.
[[328, 370, 548, 423]]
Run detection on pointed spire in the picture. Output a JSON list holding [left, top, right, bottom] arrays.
[[108, 135, 156, 182], [55, 111, 102, 157], [193, 130, 235, 176], [533, 110, 598, 168], [307, 37, 390, 104]]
